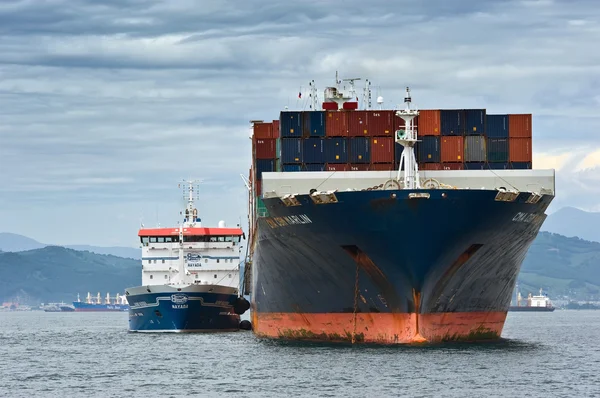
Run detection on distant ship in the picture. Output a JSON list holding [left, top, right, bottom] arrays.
[[509, 286, 555, 312], [72, 292, 129, 312], [125, 180, 250, 332]]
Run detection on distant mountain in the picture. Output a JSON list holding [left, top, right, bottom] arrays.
[[518, 231, 600, 300], [542, 207, 600, 243], [0, 233, 139, 259], [0, 246, 140, 304]]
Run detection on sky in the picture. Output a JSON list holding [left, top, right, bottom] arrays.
[[1, 0, 599, 248]]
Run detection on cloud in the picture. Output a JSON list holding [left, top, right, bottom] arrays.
[[1, 0, 600, 245]]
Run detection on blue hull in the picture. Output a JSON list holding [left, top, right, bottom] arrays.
[[126, 286, 241, 332], [249, 188, 553, 344]]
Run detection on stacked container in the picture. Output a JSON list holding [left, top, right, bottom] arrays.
[[509, 114, 532, 168]]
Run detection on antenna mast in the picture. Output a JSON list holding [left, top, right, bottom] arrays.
[[362, 79, 372, 110], [395, 87, 420, 189], [308, 80, 319, 110]]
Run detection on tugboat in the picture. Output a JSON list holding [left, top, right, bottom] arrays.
[[125, 180, 250, 332], [509, 285, 555, 312]]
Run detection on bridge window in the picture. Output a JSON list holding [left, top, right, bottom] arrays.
[[141, 237, 149, 244], [217, 259, 220, 263], [184, 235, 208, 243], [150, 275, 153, 279], [157, 237, 165, 243], [165, 237, 173, 243], [214, 274, 217, 278]]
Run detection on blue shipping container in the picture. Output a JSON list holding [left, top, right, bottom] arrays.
[[487, 138, 509, 162], [440, 110, 464, 136], [281, 138, 303, 163], [303, 111, 326, 137], [303, 137, 326, 164], [326, 137, 348, 163], [280, 111, 303, 137], [282, 164, 302, 172], [303, 163, 326, 171], [255, 159, 275, 179], [488, 162, 510, 170], [464, 162, 486, 170], [464, 109, 486, 135], [349, 137, 370, 163], [417, 136, 441, 163], [486, 115, 509, 138], [511, 162, 532, 169]]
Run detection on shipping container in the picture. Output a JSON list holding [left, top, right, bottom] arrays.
[[370, 137, 394, 163], [303, 111, 326, 137], [441, 163, 464, 170], [322, 102, 338, 111], [282, 164, 301, 172], [487, 138, 509, 162], [272, 120, 280, 139], [509, 137, 532, 162], [255, 180, 262, 197], [417, 136, 441, 163], [280, 138, 302, 163], [303, 137, 326, 164], [486, 115, 508, 138], [280, 111, 303, 137], [419, 163, 442, 171], [325, 111, 348, 136], [369, 111, 395, 136], [511, 162, 532, 169], [256, 196, 268, 216], [508, 114, 532, 138], [488, 162, 510, 170], [349, 137, 370, 163], [370, 163, 395, 171], [303, 163, 326, 171], [441, 136, 464, 162], [325, 163, 349, 171], [349, 164, 369, 171], [325, 137, 348, 163], [464, 135, 487, 162], [253, 122, 273, 139], [417, 110, 440, 136], [254, 138, 276, 159], [255, 159, 275, 179], [440, 109, 465, 136], [348, 111, 370, 137], [464, 109, 486, 135], [394, 113, 406, 131], [464, 162, 486, 170]]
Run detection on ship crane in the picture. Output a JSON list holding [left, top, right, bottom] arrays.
[[395, 87, 421, 189]]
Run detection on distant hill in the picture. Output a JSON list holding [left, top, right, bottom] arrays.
[[0, 233, 140, 259], [0, 246, 140, 304], [518, 231, 600, 300], [542, 207, 600, 243]]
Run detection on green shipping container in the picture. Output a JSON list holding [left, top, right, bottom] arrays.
[[256, 197, 269, 217]]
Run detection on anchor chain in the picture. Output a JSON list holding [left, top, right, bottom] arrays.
[[351, 260, 360, 344]]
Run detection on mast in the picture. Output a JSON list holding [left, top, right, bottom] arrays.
[[177, 179, 200, 284], [395, 87, 421, 189]]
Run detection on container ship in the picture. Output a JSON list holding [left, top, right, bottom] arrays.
[[509, 285, 555, 312], [125, 180, 250, 332], [243, 73, 555, 344], [72, 292, 129, 312]]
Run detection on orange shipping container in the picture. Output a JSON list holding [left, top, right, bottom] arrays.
[[370, 137, 394, 163], [326, 163, 349, 171], [370, 163, 395, 171], [440, 136, 464, 162], [348, 111, 370, 136], [254, 138, 276, 159], [325, 111, 348, 136], [442, 163, 464, 170], [272, 120, 280, 138], [419, 163, 442, 171], [508, 114, 532, 138], [417, 110, 441, 136], [369, 111, 395, 136], [349, 164, 369, 171], [509, 137, 532, 162], [253, 122, 273, 139], [255, 180, 262, 197]]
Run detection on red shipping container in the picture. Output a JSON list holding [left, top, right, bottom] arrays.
[[441, 136, 464, 162], [370, 163, 395, 171], [253, 122, 273, 139], [255, 180, 262, 196], [348, 111, 370, 137], [509, 137, 532, 162], [508, 114, 532, 138], [272, 120, 280, 138], [325, 163, 349, 171], [369, 111, 395, 136], [349, 164, 369, 171], [417, 110, 441, 136], [322, 102, 338, 110], [254, 138, 276, 159], [326, 111, 348, 136], [419, 163, 442, 171], [370, 137, 394, 163], [441, 163, 464, 170]]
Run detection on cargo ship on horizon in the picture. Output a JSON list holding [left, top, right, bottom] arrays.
[[243, 73, 555, 344], [72, 292, 129, 312], [509, 285, 555, 312]]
